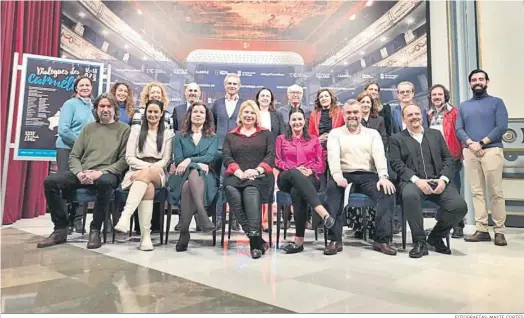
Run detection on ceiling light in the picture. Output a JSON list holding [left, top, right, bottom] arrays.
[[407, 18, 414, 25], [61, 54, 67, 59], [343, 61, 348, 65], [142, 56, 148, 60], [137, 9, 143, 15], [380, 36, 387, 42], [366, 0, 373, 7], [124, 44, 129, 49], [349, 14, 356, 21], [102, 30, 108, 36], [360, 51, 366, 56], [78, 12, 85, 18]]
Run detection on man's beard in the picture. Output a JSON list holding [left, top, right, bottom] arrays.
[[99, 113, 113, 123], [346, 121, 359, 130], [471, 84, 487, 96]]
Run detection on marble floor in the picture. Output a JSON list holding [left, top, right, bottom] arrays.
[[2, 214, 524, 313]]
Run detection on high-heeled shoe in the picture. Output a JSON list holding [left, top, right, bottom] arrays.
[[176, 232, 190, 252]]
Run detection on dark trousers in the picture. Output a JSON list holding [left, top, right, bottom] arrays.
[[452, 160, 465, 229], [401, 182, 468, 242], [224, 185, 261, 236], [56, 148, 82, 223], [44, 171, 118, 231], [277, 169, 321, 237], [325, 171, 394, 243]]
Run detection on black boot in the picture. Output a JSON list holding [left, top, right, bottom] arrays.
[[249, 236, 262, 259], [409, 241, 428, 258]]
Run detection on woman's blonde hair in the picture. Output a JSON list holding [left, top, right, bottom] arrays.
[[236, 100, 261, 127], [139, 82, 169, 109]]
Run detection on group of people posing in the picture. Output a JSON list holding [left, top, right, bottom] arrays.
[[37, 68, 509, 260]]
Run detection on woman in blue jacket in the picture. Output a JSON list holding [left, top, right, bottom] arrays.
[[168, 101, 218, 252], [110, 82, 135, 125], [56, 76, 94, 171]]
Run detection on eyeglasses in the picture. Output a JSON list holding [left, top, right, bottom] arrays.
[[398, 90, 412, 95], [289, 91, 302, 95]]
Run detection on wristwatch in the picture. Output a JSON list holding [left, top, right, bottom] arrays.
[[479, 140, 485, 147]]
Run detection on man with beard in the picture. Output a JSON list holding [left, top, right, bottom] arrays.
[[277, 84, 311, 124], [324, 99, 397, 256], [172, 83, 201, 134], [38, 93, 130, 249], [456, 69, 509, 246], [390, 105, 468, 258], [211, 73, 244, 230], [428, 84, 465, 238]]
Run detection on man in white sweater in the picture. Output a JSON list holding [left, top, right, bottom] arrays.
[[324, 99, 397, 256]]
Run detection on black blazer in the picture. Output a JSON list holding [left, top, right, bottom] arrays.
[[362, 116, 387, 149], [378, 104, 392, 136], [268, 111, 285, 141], [389, 128, 453, 186]]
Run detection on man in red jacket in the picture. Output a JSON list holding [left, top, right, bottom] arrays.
[[428, 84, 465, 238]]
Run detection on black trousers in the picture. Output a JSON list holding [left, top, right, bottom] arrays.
[[224, 185, 261, 237], [56, 148, 71, 172], [277, 169, 320, 237], [44, 171, 119, 231], [325, 171, 394, 243], [401, 182, 468, 242]]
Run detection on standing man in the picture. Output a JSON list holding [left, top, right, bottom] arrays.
[[324, 99, 397, 256], [428, 84, 465, 238], [37, 93, 130, 249], [390, 105, 468, 258], [456, 69, 509, 246], [391, 81, 429, 134], [277, 84, 311, 124], [212, 73, 244, 230], [172, 82, 201, 133]]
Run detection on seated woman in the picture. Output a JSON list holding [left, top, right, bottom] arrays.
[[223, 100, 275, 259], [168, 101, 218, 252], [114, 100, 174, 251], [276, 108, 335, 254]]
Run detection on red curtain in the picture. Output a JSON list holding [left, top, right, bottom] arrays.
[[1, 1, 61, 224]]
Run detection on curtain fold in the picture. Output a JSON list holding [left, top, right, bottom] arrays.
[[1, 1, 61, 224]]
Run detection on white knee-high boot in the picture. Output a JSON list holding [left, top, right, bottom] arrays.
[[114, 181, 149, 233], [138, 200, 154, 251]]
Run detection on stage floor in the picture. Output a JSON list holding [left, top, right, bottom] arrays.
[[2, 214, 524, 313]]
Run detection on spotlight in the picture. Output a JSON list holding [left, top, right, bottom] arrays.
[[366, 0, 373, 7], [78, 12, 85, 18], [102, 30, 108, 36], [137, 9, 143, 15], [407, 18, 414, 25], [349, 14, 356, 21], [380, 36, 387, 42]]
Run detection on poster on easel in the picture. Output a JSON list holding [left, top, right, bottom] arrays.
[[13, 54, 104, 161]]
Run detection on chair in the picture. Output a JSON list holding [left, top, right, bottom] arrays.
[[400, 200, 451, 250], [73, 188, 114, 244], [112, 187, 170, 244], [275, 191, 325, 248], [344, 193, 377, 241]]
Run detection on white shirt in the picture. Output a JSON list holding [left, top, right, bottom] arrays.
[[260, 111, 272, 131], [186, 101, 192, 110], [327, 125, 388, 180], [225, 95, 239, 118]]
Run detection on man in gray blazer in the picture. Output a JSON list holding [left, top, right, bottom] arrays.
[[211, 73, 244, 230], [172, 83, 201, 133]]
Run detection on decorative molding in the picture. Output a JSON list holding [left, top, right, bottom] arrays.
[[187, 49, 305, 65]]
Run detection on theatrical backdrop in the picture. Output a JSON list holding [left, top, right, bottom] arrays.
[[59, 0, 430, 114]]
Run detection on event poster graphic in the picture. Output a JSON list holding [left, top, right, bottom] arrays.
[[59, 0, 430, 114], [14, 54, 104, 160]]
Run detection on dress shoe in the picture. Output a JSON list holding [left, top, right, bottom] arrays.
[[427, 236, 451, 254], [451, 226, 464, 239], [174, 222, 181, 231], [464, 231, 491, 242], [372, 242, 397, 256], [282, 242, 304, 254], [37, 228, 67, 248], [494, 233, 507, 246], [87, 230, 102, 249], [322, 215, 335, 229], [176, 232, 190, 252], [323, 240, 343, 255], [409, 241, 428, 258]]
